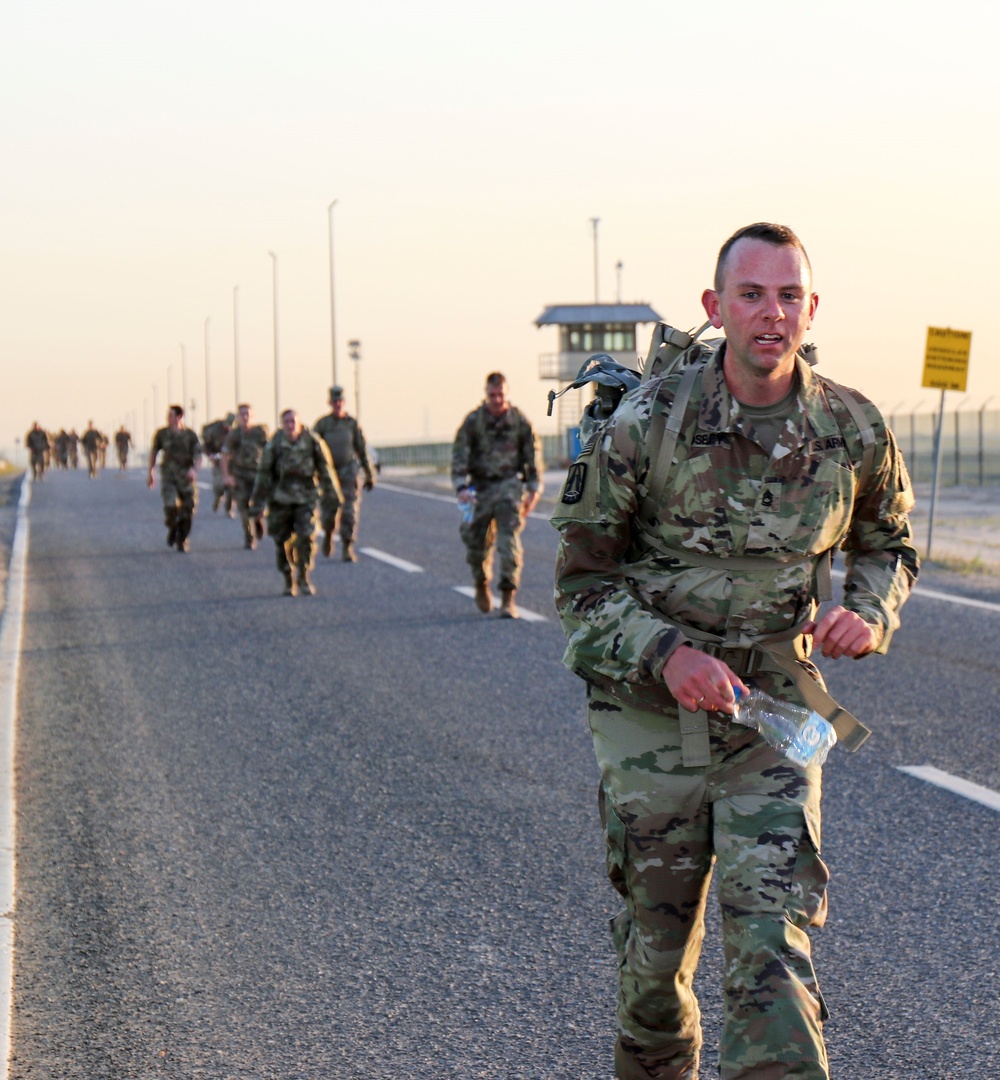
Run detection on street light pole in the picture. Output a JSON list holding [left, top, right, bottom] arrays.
[[180, 343, 188, 423], [349, 339, 362, 423], [328, 198, 338, 388], [233, 285, 241, 408], [204, 316, 211, 421], [590, 217, 600, 302], [269, 251, 280, 428]]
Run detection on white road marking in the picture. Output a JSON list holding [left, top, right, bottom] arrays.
[[376, 481, 548, 520], [360, 548, 423, 573], [832, 568, 1000, 614], [897, 765, 1000, 813], [452, 586, 548, 622], [0, 477, 31, 1080]]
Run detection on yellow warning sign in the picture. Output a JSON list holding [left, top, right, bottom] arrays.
[[922, 326, 972, 392]]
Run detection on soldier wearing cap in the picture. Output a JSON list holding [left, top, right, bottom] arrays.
[[114, 425, 132, 471], [313, 385, 376, 563], [25, 422, 50, 481], [202, 412, 236, 515], [221, 404, 270, 549], [147, 405, 202, 552], [80, 420, 104, 479], [251, 409, 342, 596], [452, 372, 542, 618]]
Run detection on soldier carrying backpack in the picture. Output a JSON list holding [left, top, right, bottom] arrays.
[[551, 223, 919, 1080]]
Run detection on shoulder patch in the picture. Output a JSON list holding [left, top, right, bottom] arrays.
[[561, 462, 588, 504]]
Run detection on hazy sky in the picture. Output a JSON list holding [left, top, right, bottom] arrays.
[[4, 0, 998, 457]]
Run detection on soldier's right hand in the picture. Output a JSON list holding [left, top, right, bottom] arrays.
[[662, 644, 746, 715]]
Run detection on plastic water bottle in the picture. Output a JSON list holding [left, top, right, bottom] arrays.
[[459, 486, 477, 525], [732, 685, 837, 768]]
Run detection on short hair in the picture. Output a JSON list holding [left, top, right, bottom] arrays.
[[714, 223, 811, 292], [485, 372, 507, 389], [237, 403, 250, 412], [169, 404, 184, 418], [280, 408, 296, 422]]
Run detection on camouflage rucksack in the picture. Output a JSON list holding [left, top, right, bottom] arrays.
[[551, 320, 875, 499]]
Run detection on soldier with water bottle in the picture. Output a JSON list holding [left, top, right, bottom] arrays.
[[552, 223, 919, 1079]]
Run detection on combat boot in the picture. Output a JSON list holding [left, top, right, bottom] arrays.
[[474, 580, 492, 614], [175, 518, 191, 553], [342, 540, 357, 563], [321, 528, 333, 558], [282, 569, 295, 596], [499, 588, 519, 619], [166, 509, 178, 548]]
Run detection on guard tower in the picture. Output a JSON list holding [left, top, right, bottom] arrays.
[[535, 302, 663, 442]]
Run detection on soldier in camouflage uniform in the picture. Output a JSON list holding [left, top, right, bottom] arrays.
[[552, 224, 919, 1080], [451, 373, 542, 618], [313, 385, 376, 563], [251, 409, 342, 596], [80, 421, 104, 479], [114, 425, 132, 471], [67, 429, 80, 469], [220, 404, 269, 550], [202, 412, 236, 515], [147, 405, 202, 552], [25, 422, 50, 481]]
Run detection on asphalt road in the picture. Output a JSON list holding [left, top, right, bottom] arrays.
[[6, 468, 1000, 1079]]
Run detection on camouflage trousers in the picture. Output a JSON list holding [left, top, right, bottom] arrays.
[[160, 473, 198, 535], [588, 687, 830, 1080], [320, 463, 361, 544], [459, 477, 525, 592], [29, 452, 46, 481], [85, 450, 99, 479], [211, 461, 232, 513], [268, 501, 317, 576], [231, 474, 261, 545]]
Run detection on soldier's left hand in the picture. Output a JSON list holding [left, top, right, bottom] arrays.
[[804, 605, 878, 659], [363, 477, 374, 491]]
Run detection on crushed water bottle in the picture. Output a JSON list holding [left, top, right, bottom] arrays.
[[458, 486, 477, 525], [732, 685, 837, 768]]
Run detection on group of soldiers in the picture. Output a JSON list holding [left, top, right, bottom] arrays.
[[147, 386, 376, 596], [24, 421, 134, 480]]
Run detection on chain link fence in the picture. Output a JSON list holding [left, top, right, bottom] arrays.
[[375, 410, 1000, 487]]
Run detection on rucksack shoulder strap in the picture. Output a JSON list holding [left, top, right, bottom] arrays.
[[643, 358, 707, 512], [824, 381, 876, 494]]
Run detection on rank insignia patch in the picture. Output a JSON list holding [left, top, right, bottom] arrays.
[[561, 462, 587, 504]]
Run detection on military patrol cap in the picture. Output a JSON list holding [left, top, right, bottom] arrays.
[[329, 386, 344, 401]]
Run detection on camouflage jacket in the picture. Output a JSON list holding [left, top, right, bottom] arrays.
[[451, 404, 541, 493], [312, 413, 374, 480], [150, 427, 201, 479], [552, 350, 918, 708], [222, 424, 269, 479], [25, 429, 49, 454], [81, 428, 103, 453], [201, 420, 230, 458], [252, 427, 342, 508]]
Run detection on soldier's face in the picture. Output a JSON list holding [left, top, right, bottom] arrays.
[[485, 381, 509, 416], [281, 411, 301, 439], [331, 398, 346, 416], [238, 407, 251, 428], [702, 238, 818, 382]]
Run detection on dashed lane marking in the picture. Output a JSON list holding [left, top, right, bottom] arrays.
[[832, 568, 1000, 614], [897, 765, 1000, 813], [452, 586, 548, 622], [359, 548, 423, 573], [376, 482, 548, 520]]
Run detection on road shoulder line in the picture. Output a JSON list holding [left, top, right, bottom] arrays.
[[0, 475, 30, 1079]]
